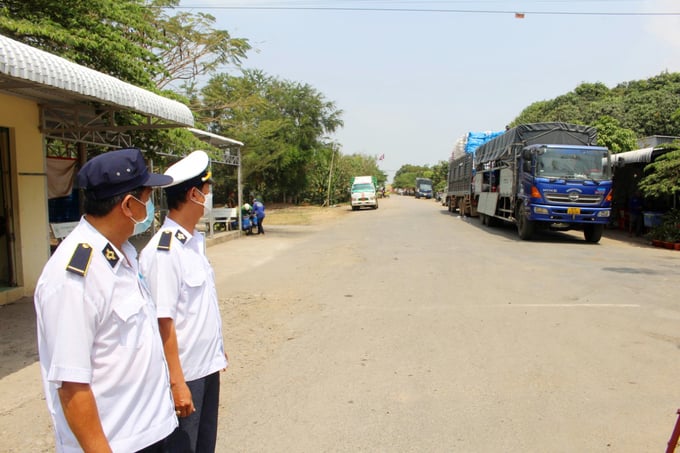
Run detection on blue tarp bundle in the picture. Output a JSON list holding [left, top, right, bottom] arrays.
[[464, 131, 504, 154]]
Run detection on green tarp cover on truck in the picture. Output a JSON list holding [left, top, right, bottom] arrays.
[[475, 122, 598, 164]]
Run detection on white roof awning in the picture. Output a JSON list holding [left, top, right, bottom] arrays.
[[188, 128, 243, 166], [613, 148, 655, 165], [0, 34, 193, 146]]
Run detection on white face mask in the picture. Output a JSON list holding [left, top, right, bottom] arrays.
[[192, 189, 213, 216]]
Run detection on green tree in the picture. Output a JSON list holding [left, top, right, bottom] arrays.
[[638, 145, 680, 201], [393, 164, 430, 190], [511, 73, 680, 139], [431, 160, 449, 192], [200, 70, 343, 203], [147, 8, 250, 91], [0, 0, 166, 88], [593, 116, 638, 154]]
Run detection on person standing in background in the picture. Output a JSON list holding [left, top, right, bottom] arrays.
[[140, 151, 228, 453], [34, 148, 177, 453], [628, 190, 644, 237], [252, 197, 265, 235]]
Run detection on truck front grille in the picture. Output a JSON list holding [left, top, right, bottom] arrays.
[[543, 193, 602, 205]]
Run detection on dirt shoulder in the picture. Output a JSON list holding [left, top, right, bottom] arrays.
[[262, 203, 350, 226]]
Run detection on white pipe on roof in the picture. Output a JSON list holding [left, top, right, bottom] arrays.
[[188, 127, 244, 147]]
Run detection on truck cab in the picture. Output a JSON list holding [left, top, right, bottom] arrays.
[[351, 176, 379, 210], [518, 144, 612, 240], [415, 178, 433, 199]]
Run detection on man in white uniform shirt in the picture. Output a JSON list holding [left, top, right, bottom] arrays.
[[34, 148, 178, 453], [140, 150, 228, 453]]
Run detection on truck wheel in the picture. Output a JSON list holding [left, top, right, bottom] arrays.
[[352, 206, 358, 211], [516, 204, 534, 240], [584, 224, 604, 243]]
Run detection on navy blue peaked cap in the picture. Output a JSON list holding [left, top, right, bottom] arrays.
[[77, 148, 173, 199]]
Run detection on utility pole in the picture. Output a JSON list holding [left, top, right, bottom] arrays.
[[325, 144, 336, 207]]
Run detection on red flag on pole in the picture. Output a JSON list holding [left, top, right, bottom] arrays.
[[378, 153, 385, 161]]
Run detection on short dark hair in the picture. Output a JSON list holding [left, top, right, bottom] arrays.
[[83, 187, 145, 217], [165, 181, 208, 211]]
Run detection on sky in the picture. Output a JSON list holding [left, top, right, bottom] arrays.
[[177, 0, 680, 181]]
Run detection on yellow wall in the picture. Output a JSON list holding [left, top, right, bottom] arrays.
[[0, 93, 49, 304]]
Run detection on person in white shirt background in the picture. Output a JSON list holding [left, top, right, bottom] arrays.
[[140, 150, 228, 453]]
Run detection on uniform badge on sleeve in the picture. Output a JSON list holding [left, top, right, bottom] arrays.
[[66, 243, 93, 276], [102, 243, 120, 268], [157, 230, 173, 251]]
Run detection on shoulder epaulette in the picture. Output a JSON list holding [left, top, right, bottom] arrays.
[[66, 243, 93, 276], [157, 230, 173, 251]]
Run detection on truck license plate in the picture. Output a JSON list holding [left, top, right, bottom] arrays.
[[567, 207, 581, 215]]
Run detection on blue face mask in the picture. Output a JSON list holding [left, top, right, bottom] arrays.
[[129, 196, 154, 236]]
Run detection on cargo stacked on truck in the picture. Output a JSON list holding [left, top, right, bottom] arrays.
[[473, 122, 613, 242], [415, 177, 433, 199], [351, 175, 379, 210], [446, 131, 503, 215]]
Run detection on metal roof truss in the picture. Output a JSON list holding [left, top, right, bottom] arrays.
[[40, 103, 192, 148]]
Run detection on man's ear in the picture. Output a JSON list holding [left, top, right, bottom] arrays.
[[120, 194, 134, 216]]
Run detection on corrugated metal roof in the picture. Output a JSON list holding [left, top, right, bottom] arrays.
[[0, 34, 193, 126], [612, 148, 655, 164]]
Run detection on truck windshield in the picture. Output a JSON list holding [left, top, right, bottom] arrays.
[[352, 183, 375, 192], [419, 184, 433, 191], [536, 147, 611, 180]]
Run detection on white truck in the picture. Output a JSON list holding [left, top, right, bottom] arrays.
[[350, 175, 379, 210]]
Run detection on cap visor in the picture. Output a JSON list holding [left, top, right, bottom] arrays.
[[145, 173, 174, 187]]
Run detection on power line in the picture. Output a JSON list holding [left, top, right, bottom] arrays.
[[173, 4, 680, 17]]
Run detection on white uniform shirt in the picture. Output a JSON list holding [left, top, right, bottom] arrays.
[[34, 218, 177, 453], [140, 218, 227, 381]]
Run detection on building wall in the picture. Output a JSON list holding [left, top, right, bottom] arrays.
[[0, 93, 49, 304]]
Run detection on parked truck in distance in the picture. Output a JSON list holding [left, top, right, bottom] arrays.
[[446, 131, 503, 215], [415, 177, 433, 199], [351, 175, 379, 210], [473, 122, 612, 242]]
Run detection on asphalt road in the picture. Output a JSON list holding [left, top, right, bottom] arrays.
[[211, 195, 680, 453], [3, 195, 679, 452]]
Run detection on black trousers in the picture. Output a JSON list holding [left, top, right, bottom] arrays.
[[165, 372, 221, 453], [256, 216, 265, 234]]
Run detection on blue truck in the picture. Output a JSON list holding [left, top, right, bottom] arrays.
[[415, 177, 433, 199], [446, 130, 503, 215], [473, 122, 613, 242]]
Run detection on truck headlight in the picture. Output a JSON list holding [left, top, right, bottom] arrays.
[[597, 211, 610, 217], [534, 207, 549, 215]]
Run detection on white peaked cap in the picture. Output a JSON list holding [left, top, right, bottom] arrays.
[[163, 150, 211, 188]]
